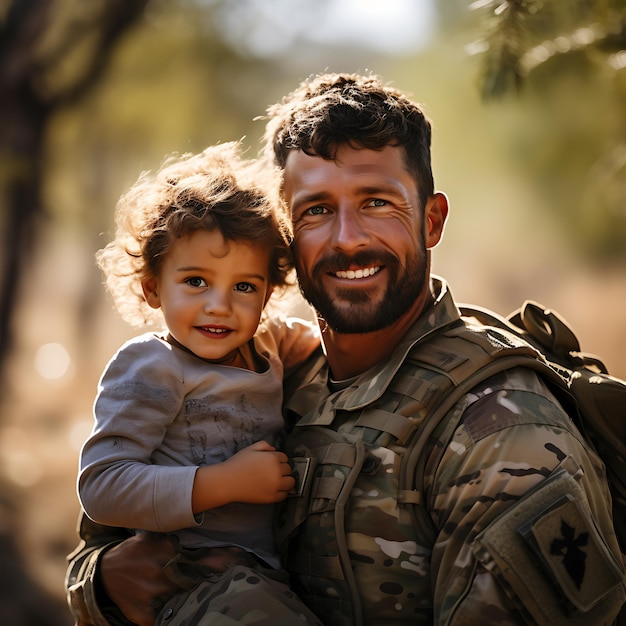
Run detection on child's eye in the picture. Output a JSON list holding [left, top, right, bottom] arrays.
[[185, 277, 206, 288], [234, 282, 256, 293]]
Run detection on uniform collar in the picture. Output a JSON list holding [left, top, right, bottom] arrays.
[[285, 277, 461, 425]]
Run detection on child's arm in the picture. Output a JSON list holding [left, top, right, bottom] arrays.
[[190, 440, 294, 514], [259, 316, 321, 376], [79, 336, 194, 532]]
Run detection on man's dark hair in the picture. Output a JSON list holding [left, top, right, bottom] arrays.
[[263, 72, 434, 207]]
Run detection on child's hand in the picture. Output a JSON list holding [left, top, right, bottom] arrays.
[[224, 440, 295, 503], [192, 440, 295, 512]]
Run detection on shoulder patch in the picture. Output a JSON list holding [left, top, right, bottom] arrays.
[[521, 495, 621, 612], [472, 458, 625, 624]]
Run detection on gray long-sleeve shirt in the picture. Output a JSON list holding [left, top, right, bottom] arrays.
[[79, 317, 319, 568]]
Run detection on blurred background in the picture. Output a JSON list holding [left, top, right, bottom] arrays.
[[1, 0, 625, 623]]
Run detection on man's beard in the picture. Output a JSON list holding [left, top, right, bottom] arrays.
[[296, 246, 428, 334]]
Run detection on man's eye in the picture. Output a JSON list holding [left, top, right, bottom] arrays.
[[370, 199, 387, 207], [234, 282, 255, 293], [185, 277, 206, 288], [306, 205, 327, 216]]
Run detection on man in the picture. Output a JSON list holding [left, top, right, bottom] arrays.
[[66, 73, 625, 625]]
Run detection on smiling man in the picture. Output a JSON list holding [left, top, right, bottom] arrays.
[[281, 144, 445, 378], [65, 73, 625, 626], [262, 73, 625, 625]]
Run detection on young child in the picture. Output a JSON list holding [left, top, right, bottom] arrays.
[[78, 142, 321, 625]]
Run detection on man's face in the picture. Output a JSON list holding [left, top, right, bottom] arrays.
[[283, 144, 443, 334]]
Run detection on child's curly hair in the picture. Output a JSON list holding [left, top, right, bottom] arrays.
[[97, 142, 293, 327]]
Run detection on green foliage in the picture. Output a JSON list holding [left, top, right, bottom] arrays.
[[467, 0, 626, 259], [470, 0, 625, 99]]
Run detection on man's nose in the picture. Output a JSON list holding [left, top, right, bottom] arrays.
[[330, 207, 370, 252]]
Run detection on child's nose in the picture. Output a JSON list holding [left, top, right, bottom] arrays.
[[203, 289, 231, 316]]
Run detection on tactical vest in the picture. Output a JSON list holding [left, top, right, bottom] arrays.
[[276, 319, 558, 626]]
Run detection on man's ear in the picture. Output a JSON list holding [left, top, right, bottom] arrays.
[[424, 192, 449, 249], [141, 277, 161, 309]]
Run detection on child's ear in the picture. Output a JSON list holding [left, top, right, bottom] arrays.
[[141, 277, 161, 309]]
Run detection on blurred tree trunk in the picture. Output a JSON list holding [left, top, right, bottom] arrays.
[[0, 0, 149, 383], [0, 1, 149, 623]]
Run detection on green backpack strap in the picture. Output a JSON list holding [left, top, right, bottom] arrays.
[[508, 300, 608, 373], [509, 302, 580, 361], [399, 318, 560, 545]]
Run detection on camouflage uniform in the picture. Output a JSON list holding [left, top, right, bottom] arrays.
[[66, 520, 321, 625], [277, 278, 625, 625], [153, 562, 321, 625]]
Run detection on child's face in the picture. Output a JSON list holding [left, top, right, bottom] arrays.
[[142, 229, 273, 362]]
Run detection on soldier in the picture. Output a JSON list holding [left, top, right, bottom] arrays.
[[66, 73, 626, 625]]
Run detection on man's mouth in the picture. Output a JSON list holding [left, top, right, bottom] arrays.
[[334, 266, 381, 280]]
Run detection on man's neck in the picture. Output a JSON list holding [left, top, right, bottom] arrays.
[[321, 289, 434, 380]]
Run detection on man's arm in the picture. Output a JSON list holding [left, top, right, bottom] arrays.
[[65, 512, 132, 625], [65, 512, 177, 626], [428, 371, 625, 625]]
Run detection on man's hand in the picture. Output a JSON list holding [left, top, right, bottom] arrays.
[[100, 532, 177, 626]]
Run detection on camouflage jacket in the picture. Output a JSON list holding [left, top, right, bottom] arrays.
[[277, 278, 626, 626]]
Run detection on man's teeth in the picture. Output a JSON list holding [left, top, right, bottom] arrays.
[[335, 266, 380, 279]]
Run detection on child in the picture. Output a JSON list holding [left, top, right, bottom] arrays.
[[78, 142, 321, 625]]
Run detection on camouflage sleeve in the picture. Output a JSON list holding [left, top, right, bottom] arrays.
[[65, 512, 133, 626], [427, 368, 625, 625]]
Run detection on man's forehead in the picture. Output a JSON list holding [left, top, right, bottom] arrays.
[[283, 145, 409, 186], [285, 144, 404, 169]]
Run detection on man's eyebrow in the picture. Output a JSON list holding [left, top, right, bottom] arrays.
[[295, 182, 403, 200], [359, 182, 405, 196], [291, 191, 330, 206]]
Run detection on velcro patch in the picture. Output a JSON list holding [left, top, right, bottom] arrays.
[[472, 457, 625, 625], [520, 495, 624, 612]]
